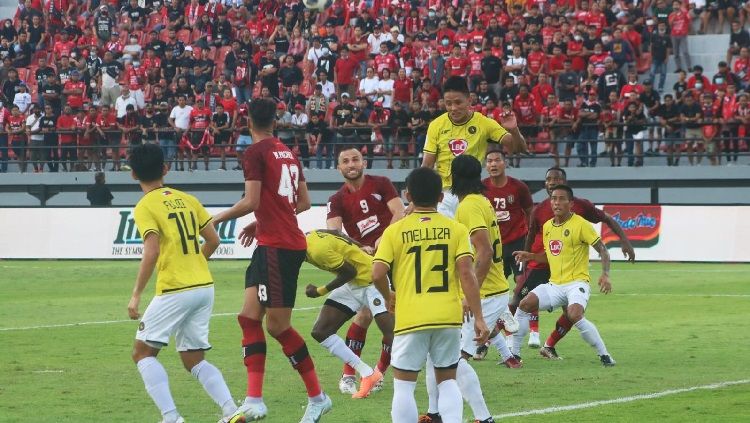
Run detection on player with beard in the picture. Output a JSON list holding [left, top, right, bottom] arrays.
[[326, 147, 405, 395], [512, 167, 635, 361]]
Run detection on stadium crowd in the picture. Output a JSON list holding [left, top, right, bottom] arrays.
[[0, 0, 749, 173]]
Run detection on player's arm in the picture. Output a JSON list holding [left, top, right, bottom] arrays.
[[199, 220, 220, 259], [127, 232, 159, 320], [306, 261, 358, 298], [469, 228, 493, 287], [513, 249, 547, 264], [420, 151, 436, 168], [592, 239, 612, 294], [457, 255, 490, 345], [421, 120, 438, 169], [497, 112, 529, 153], [387, 196, 406, 224], [372, 261, 393, 312], [296, 181, 312, 214], [213, 180, 260, 224], [326, 216, 343, 231], [524, 206, 540, 251], [601, 213, 635, 262]]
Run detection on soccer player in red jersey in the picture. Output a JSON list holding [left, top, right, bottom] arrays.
[[213, 98, 332, 422], [326, 147, 405, 395], [511, 167, 635, 361], [186, 98, 212, 171]]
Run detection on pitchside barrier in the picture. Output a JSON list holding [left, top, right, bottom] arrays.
[[1, 205, 747, 262]]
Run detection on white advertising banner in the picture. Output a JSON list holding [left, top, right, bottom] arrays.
[[0, 206, 748, 262]]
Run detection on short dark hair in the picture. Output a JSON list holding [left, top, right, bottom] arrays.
[[551, 184, 574, 200], [450, 155, 484, 198], [546, 166, 567, 180], [248, 98, 277, 130], [485, 149, 505, 159], [407, 168, 442, 207], [443, 76, 470, 96], [129, 144, 164, 182]]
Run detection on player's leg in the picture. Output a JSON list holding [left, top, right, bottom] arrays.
[[309, 287, 377, 384], [541, 307, 574, 359], [263, 247, 331, 421], [391, 332, 428, 423], [176, 287, 239, 420], [368, 285, 394, 376], [483, 295, 520, 368], [132, 293, 191, 423], [341, 307, 372, 382], [430, 329, 463, 423], [565, 282, 614, 366], [513, 282, 563, 357]]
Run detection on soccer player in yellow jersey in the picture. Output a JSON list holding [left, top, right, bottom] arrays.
[[421, 76, 528, 217], [513, 185, 616, 366], [303, 229, 394, 399], [125, 144, 242, 423], [372, 168, 490, 423]]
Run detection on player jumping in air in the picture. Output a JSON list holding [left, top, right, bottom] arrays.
[[303, 230, 395, 399], [213, 98, 332, 423], [421, 76, 527, 218], [326, 147, 405, 395], [126, 144, 242, 423], [513, 184, 616, 367], [518, 167, 634, 360], [373, 167, 490, 423]]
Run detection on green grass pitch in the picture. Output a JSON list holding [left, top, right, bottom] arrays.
[[1, 261, 749, 422]]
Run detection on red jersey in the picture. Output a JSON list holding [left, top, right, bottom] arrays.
[[733, 57, 750, 82], [57, 114, 77, 144], [589, 53, 610, 76], [97, 112, 118, 132], [326, 175, 399, 247], [220, 98, 237, 117], [124, 67, 146, 90], [446, 56, 470, 77], [242, 137, 306, 250], [526, 51, 547, 75], [513, 94, 539, 124], [468, 52, 484, 77], [393, 78, 413, 104], [53, 40, 75, 60], [567, 40, 586, 72], [541, 26, 555, 47], [532, 83, 554, 107], [63, 80, 86, 108], [373, 53, 398, 75], [189, 107, 211, 129], [529, 197, 607, 269], [669, 9, 690, 37], [482, 176, 533, 244], [0, 107, 11, 128], [7, 114, 26, 141], [455, 32, 473, 52], [334, 56, 359, 85], [620, 83, 644, 99], [584, 12, 607, 36]]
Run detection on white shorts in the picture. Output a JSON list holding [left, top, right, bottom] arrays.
[[437, 190, 459, 218], [531, 281, 590, 313], [461, 294, 509, 355], [391, 328, 461, 372], [325, 283, 387, 316], [135, 286, 214, 351]]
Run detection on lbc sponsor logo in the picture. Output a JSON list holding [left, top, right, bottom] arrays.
[[448, 139, 468, 156], [549, 239, 563, 256]]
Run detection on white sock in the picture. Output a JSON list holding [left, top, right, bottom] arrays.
[[456, 358, 491, 421], [425, 357, 439, 414], [137, 357, 179, 422], [512, 309, 531, 355], [489, 333, 513, 361], [575, 318, 609, 356], [321, 334, 374, 377], [391, 379, 418, 423], [191, 360, 236, 417], [437, 379, 463, 423]]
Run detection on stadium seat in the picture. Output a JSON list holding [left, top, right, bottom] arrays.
[[15, 67, 29, 84], [145, 14, 165, 32], [177, 29, 191, 44], [217, 46, 231, 63], [637, 52, 652, 75]]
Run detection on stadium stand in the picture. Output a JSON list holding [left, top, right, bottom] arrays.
[[0, 0, 749, 175]]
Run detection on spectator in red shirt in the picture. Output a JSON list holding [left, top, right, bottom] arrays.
[[687, 65, 713, 91], [733, 47, 750, 90], [620, 70, 645, 99], [52, 29, 75, 62], [393, 68, 413, 105], [526, 40, 547, 79], [669, 0, 692, 72], [446, 44, 470, 78], [373, 43, 398, 76], [62, 70, 86, 112], [532, 72, 555, 108], [185, 97, 212, 170], [467, 42, 485, 91], [57, 104, 78, 171], [334, 47, 359, 96], [555, 98, 579, 167]]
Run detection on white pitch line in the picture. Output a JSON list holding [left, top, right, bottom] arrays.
[[613, 293, 750, 298], [31, 370, 64, 374], [491, 379, 750, 420], [0, 306, 321, 332]]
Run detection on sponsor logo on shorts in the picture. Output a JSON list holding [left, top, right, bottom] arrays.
[[549, 239, 563, 256], [138, 322, 145, 331], [448, 138, 468, 156], [373, 298, 382, 306]]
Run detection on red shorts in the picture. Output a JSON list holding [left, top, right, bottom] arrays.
[[245, 246, 306, 308]]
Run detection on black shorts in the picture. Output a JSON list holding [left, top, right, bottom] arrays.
[[512, 267, 551, 304], [245, 245, 306, 308], [502, 237, 526, 279]]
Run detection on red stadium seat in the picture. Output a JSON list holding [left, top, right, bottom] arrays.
[[217, 46, 231, 62], [177, 29, 191, 44], [15, 67, 29, 84]]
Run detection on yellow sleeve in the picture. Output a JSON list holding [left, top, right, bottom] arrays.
[[423, 119, 440, 154], [133, 201, 159, 239], [373, 226, 395, 269], [486, 115, 509, 144], [455, 197, 487, 235], [307, 233, 345, 270], [188, 194, 213, 230], [454, 224, 474, 261], [579, 218, 601, 246]]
